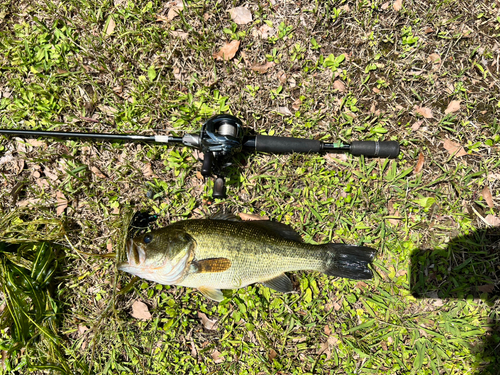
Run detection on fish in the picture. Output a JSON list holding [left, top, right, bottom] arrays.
[[117, 214, 376, 302]]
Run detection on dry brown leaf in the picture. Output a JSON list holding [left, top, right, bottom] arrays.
[[443, 139, 467, 157], [444, 100, 461, 115], [26, 139, 46, 147], [424, 27, 434, 34], [482, 186, 494, 209], [277, 107, 292, 116], [239, 213, 269, 221], [292, 98, 302, 111], [268, 348, 277, 361], [170, 30, 188, 39], [252, 24, 274, 39], [142, 163, 155, 178], [131, 301, 152, 321], [324, 325, 331, 335], [228, 7, 252, 25], [428, 53, 441, 63], [393, 0, 402, 11], [98, 105, 118, 116], [411, 120, 423, 131], [197, 311, 217, 330], [107, 240, 113, 253], [156, 15, 170, 23], [381, 2, 390, 10], [211, 350, 224, 364], [414, 106, 433, 119], [213, 40, 240, 61], [277, 70, 287, 84], [91, 166, 107, 179], [414, 152, 425, 173], [477, 284, 495, 293], [105, 17, 116, 36], [372, 87, 381, 94], [485, 214, 500, 226], [333, 80, 346, 92], [167, 2, 184, 21], [251, 61, 275, 74], [56, 191, 67, 215]]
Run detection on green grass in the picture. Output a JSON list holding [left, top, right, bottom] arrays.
[[1, 0, 499, 374]]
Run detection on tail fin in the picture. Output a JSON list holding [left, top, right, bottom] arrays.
[[323, 244, 376, 280]]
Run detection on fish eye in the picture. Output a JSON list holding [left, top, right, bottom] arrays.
[[144, 234, 153, 244]]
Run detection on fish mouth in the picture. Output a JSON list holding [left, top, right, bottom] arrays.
[[118, 239, 146, 270]]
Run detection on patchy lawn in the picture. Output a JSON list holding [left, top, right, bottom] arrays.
[[0, 0, 499, 374]]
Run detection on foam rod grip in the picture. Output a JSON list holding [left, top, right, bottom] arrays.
[[350, 141, 400, 158], [254, 135, 322, 154]]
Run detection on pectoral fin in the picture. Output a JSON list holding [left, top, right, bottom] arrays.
[[191, 258, 232, 273], [261, 273, 293, 293], [198, 286, 224, 302]]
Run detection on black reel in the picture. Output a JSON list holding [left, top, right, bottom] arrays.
[[199, 114, 244, 199]]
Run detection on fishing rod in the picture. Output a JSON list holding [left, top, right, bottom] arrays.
[[0, 114, 400, 198]]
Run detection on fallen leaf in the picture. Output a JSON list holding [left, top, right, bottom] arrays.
[[170, 30, 188, 39], [485, 214, 500, 226], [324, 325, 331, 335], [277, 106, 292, 116], [252, 24, 274, 39], [197, 311, 217, 330], [91, 166, 107, 179], [482, 186, 494, 209], [131, 300, 152, 321], [142, 163, 155, 178], [414, 106, 433, 119], [292, 98, 302, 111], [411, 120, 423, 131], [414, 152, 425, 173], [356, 281, 368, 289], [104, 16, 116, 36], [228, 7, 252, 25], [424, 27, 434, 34], [477, 284, 495, 293], [372, 87, 380, 93], [393, 0, 402, 11], [333, 80, 346, 92], [167, 1, 184, 21], [443, 139, 467, 157], [277, 70, 287, 84], [107, 240, 113, 252], [268, 348, 277, 361], [213, 40, 240, 61], [428, 53, 441, 63], [26, 139, 45, 147], [381, 341, 388, 351], [56, 191, 67, 215], [211, 350, 224, 363], [156, 15, 170, 23], [251, 61, 275, 74], [98, 105, 118, 116], [444, 100, 461, 115], [239, 213, 269, 221], [381, 2, 390, 10]]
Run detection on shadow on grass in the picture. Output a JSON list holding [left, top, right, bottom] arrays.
[[410, 227, 500, 374]]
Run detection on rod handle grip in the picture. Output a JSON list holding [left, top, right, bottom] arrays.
[[254, 135, 322, 154], [350, 141, 400, 158]]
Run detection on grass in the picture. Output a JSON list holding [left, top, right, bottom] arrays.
[[0, 0, 499, 373]]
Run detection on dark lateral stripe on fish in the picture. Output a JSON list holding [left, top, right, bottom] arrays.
[[192, 258, 232, 273]]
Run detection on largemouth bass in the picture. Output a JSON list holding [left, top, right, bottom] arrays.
[[118, 214, 376, 302]]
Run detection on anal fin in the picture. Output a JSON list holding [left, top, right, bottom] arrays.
[[198, 286, 225, 302], [261, 273, 293, 293]]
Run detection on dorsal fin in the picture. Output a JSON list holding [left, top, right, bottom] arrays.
[[247, 221, 303, 242], [209, 212, 241, 221]]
